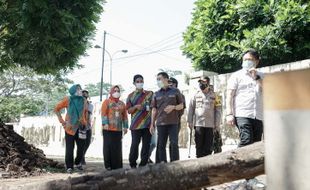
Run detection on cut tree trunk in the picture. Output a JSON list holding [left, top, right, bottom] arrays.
[[45, 142, 264, 190]]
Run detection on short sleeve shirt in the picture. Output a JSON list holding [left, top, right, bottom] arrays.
[[227, 69, 264, 120], [151, 87, 184, 126]]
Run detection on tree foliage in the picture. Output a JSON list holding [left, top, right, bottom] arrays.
[[0, 0, 104, 74], [84, 82, 111, 97], [0, 66, 72, 122], [182, 0, 310, 74]]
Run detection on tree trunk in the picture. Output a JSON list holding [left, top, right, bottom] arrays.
[[47, 142, 264, 190]]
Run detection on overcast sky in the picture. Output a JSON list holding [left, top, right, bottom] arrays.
[[68, 0, 196, 92]]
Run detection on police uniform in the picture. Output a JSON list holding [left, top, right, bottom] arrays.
[[187, 89, 222, 157]]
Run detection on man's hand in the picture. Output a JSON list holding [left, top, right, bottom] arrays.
[[135, 104, 143, 111], [226, 115, 235, 127], [249, 68, 258, 79], [150, 124, 155, 135], [164, 105, 175, 114], [188, 123, 194, 129]]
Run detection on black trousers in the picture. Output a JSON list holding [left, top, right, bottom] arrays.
[[65, 130, 86, 169], [169, 123, 181, 162], [129, 128, 152, 168], [195, 127, 214, 158], [235, 117, 263, 147], [81, 129, 92, 164], [102, 130, 123, 170], [157, 124, 179, 163]]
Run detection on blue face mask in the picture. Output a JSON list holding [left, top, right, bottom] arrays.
[[242, 60, 255, 70]]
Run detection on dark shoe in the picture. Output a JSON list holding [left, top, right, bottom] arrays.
[[66, 168, 73, 174], [148, 159, 153, 164], [75, 164, 84, 171], [106, 167, 112, 171]]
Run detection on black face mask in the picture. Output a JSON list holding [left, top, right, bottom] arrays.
[[199, 83, 208, 91]]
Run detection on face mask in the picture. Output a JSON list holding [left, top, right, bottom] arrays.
[[242, 60, 255, 70], [135, 83, 144, 89], [199, 83, 208, 91], [112, 92, 121, 98], [75, 90, 82, 96], [157, 80, 165, 88]]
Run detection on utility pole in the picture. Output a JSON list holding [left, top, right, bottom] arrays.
[[100, 31, 107, 102]]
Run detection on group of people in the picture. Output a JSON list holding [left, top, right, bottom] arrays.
[[54, 49, 264, 173]]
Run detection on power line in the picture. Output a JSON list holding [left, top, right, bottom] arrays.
[[107, 32, 185, 63], [69, 46, 180, 79], [111, 40, 183, 62]]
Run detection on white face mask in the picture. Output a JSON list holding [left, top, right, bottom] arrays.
[[242, 60, 256, 70], [135, 83, 144, 89], [75, 90, 82, 96], [157, 80, 165, 88], [112, 92, 121, 98]]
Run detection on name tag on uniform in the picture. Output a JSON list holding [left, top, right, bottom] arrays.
[[115, 111, 120, 118]]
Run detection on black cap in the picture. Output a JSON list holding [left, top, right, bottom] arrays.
[[168, 77, 178, 87], [133, 74, 143, 83], [198, 76, 210, 83]]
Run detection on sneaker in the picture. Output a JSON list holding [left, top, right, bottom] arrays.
[[75, 164, 84, 171], [66, 168, 73, 174]]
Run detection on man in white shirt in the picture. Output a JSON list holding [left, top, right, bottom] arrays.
[[226, 49, 264, 147]]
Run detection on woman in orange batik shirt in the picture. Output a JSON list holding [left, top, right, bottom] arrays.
[[101, 85, 128, 170]]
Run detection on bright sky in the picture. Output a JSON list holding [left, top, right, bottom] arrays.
[[68, 0, 195, 93]]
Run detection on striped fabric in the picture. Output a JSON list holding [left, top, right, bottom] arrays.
[[126, 90, 153, 130]]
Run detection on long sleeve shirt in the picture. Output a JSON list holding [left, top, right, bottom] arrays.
[[101, 98, 128, 131], [54, 97, 88, 135], [126, 90, 153, 130]]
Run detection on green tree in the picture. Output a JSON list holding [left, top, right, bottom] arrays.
[[0, 0, 104, 74], [0, 66, 72, 122], [0, 96, 44, 122], [84, 82, 111, 97], [182, 0, 310, 74]]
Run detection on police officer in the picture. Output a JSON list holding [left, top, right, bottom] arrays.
[[187, 77, 222, 158]]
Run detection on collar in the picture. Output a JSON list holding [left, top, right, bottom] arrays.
[[135, 89, 145, 93], [160, 86, 171, 92]]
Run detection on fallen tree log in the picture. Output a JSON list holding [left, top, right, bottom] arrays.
[[47, 142, 264, 190]]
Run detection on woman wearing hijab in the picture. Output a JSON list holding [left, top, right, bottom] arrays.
[[54, 84, 88, 173], [101, 85, 128, 170]]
